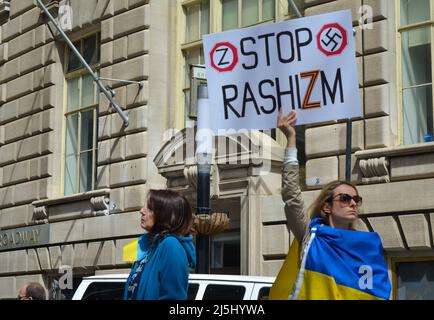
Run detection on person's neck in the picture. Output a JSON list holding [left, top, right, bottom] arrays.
[[329, 219, 351, 230]]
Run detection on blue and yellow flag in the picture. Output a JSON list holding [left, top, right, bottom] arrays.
[[268, 236, 301, 299], [270, 218, 391, 300], [122, 234, 149, 263]]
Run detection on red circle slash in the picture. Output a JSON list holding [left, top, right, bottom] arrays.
[[210, 42, 239, 72], [317, 23, 348, 56]]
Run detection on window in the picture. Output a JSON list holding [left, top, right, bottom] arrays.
[[399, 0, 434, 144], [202, 284, 246, 300], [210, 230, 241, 275], [182, 0, 210, 127], [257, 286, 271, 300], [182, 48, 205, 125], [73, 280, 198, 300], [222, 0, 275, 31], [188, 283, 200, 300], [81, 282, 125, 300], [393, 259, 434, 300], [185, 0, 210, 43], [64, 33, 100, 195]]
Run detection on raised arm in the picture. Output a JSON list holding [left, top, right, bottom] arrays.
[[278, 109, 309, 243]]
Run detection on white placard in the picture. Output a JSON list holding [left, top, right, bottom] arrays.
[[203, 10, 361, 134]]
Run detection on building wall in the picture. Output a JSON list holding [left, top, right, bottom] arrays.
[[0, 0, 170, 299]]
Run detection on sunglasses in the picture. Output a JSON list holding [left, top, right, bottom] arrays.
[[329, 193, 363, 207]]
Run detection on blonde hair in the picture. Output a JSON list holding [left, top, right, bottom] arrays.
[[307, 180, 359, 230]]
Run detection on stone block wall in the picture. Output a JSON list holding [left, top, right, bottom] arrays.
[[0, 0, 161, 298], [302, 0, 397, 188], [0, 0, 60, 227], [95, 0, 154, 219]]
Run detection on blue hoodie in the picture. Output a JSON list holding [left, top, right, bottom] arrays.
[[123, 232, 196, 300]]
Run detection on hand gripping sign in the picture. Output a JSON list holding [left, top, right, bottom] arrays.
[[203, 10, 361, 134]]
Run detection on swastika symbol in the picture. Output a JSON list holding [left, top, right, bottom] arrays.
[[321, 28, 343, 52], [317, 23, 347, 56]]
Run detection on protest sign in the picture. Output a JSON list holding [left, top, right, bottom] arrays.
[[203, 10, 361, 134]]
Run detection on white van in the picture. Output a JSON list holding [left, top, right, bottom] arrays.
[[72, 273, 275, 300]]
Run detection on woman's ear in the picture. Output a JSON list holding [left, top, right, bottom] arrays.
[[322, 202, 332, 215]]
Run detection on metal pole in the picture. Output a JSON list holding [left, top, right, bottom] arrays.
[[35, 0, 129, 127], [288, 0, 303, 18], [195, 85, 211, 274], [196, 158, 211, 273], [99, 77, 144, 89], [345, 118, 352, 182]]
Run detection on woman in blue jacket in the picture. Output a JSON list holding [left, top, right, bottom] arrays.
[[124, 189, 196, 300]]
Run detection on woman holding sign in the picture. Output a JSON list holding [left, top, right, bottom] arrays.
[[271, 109, 391, 300]]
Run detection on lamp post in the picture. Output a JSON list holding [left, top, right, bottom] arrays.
[[195, 85, 212, 274]]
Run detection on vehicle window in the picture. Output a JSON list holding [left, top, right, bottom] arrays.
[[202, 284, 246, 300], [188, 283, 199, 300], [257, 286, 270, 300], [82, 281, 199, 300], [82, 282, 125, 300]]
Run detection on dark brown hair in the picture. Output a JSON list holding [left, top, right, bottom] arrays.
[[147, 189, 193, 237]]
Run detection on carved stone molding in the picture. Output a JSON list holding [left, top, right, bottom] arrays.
[[33, 205, 48, 221], [359, 157, 390, 184], [154, 128, 283, 170], [0, 0, 10, 24], [210, 164, 220, 199], [32, 189, 111, 221], [90, 195, 110, 216], [183, 165, 197, 190], [183, 164, 220, 198]]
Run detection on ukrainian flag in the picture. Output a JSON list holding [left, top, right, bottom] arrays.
[[122, 233, 149, 262], [270, 218, 391, 300]]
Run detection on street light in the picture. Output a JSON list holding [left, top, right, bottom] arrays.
[[195, 84, 212, 274]]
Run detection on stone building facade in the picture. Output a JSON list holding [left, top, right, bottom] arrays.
[[0, 0, 433, 299]]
